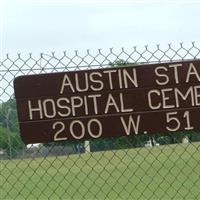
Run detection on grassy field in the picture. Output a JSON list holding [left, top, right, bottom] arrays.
[[1, 142, 200, 200]]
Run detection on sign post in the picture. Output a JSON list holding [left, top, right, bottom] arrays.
[[14, 59, 200, 144]]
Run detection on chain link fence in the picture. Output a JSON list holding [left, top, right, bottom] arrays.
[[1, 42, 200, 199]]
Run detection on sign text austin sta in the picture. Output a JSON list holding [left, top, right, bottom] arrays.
[[14, 60, 200, 144]]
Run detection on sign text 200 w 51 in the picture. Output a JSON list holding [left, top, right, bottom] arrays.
[[166, 110, 194, 132]]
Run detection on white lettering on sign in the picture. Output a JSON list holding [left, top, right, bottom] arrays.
[[120, 115, 141, 135], [70, 120, 85, 139], [166, 110, 194, 132], [60, 74, 75, 94], [88, 94, 101, 114], [75, 73, 89, 92], [155, 64, 183, 85], [21, 60, 200, 143], [104, 94, 120, 114], [83, 96, 89, 115], [147, 90, 161, 109], [87, 119, 102, 138], [90, 72, 104, 91], [123, 68, 138, 88], [174, 87, 194, 108], [53, 118, 103, 141], [168, 63, 182, 84], [147, 85, 200, 110], [155, 66, 169, 86], [161, 88, 175, 109], [28, 62, 200, 121], [27, 92, 135, 121], [43, 99, 56, 118], [186, 63, 200, 83], [53, 121, 66, 141], [120, 93, 133, 113], [71, 96, 83, 116], [28, 100, 43, 120], [118, 69, 123, 89], [59, 68, 138, 94], [154, 62, 200, 85], [194, 85, 200, 105], [103, 69, 117, 90], [57, 98, 71, 117]]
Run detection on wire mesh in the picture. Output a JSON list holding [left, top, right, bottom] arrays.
[[1, 42, 200, 199]]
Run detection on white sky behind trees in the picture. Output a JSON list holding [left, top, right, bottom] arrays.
[[0, 0, 200, 55]]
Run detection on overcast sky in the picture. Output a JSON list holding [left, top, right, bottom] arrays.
[[0, 0, 200, 55]]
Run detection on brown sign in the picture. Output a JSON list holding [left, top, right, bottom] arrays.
[[14, 59, 200, 144]]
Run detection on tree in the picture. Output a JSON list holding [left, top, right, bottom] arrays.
[[109, 59, 131, 67], [0, 99, 19, 133], [0, 125, 25, 158], [0, 99, 25, 158]]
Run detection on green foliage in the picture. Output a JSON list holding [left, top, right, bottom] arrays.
[[0, 99, 25, 157], [0, 125, 25, 157], [190, 130, 200, 141], [109, 59, 131, 67], [90, 134, 150, 152], [0, 99, 19, 133], [0, 126, 8, 149]]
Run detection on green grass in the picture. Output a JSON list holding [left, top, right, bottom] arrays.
[[1, 143, 200, 199]]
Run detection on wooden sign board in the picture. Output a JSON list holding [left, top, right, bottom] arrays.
[[14, 60, 200, 144]]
